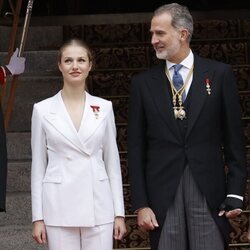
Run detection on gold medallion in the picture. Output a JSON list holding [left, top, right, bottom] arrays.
[[165, 64, 194, 120], [173, 106, 186, 120]]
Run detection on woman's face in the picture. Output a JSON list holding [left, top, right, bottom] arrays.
[[58, 44, 92, 86]]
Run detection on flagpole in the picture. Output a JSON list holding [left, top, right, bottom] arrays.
[[18, 0, 34, 56]]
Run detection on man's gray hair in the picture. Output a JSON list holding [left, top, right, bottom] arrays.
[[153, 3, 193, 43]]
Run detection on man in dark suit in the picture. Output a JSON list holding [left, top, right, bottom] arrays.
[[0, 48, 25, 212], [128, 3, 247, 250]]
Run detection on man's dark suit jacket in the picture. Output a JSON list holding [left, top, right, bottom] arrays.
[[128, 53, 247, 247], [0, 105, 7, 212]]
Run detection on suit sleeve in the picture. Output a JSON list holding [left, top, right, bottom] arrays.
[[221, 65, 247, 198], [103, 102, 125, 217], [31, 104, 47, 222], [128, 75, 149, 212]]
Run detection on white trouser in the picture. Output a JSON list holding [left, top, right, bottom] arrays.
[[45, 223, 113, 250]]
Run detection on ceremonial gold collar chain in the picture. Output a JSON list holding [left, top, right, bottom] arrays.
[[165, 64, 194, 120]]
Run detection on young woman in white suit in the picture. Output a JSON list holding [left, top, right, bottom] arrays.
[[31, 39, 126, 250]]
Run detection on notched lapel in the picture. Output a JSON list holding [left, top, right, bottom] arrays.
[[146, 63, 182, 142], [186, 57, 209, 138]]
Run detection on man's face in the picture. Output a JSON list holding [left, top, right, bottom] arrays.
[[150, 13, 182, 61]]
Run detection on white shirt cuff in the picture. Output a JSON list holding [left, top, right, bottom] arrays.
[[227, 194, 243, 201]]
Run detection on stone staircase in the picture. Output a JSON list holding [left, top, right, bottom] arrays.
[[0, 11, 250, 250]]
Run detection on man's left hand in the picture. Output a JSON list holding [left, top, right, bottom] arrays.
[[219, 196, 243, 218], [218, 208, 242, 218]]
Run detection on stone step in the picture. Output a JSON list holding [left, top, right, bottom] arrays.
[[7, 161, 31, 192], [13, 76, 62, 103], [0, 192, 31, 226], [0, 25, 63, 52], [0, 225, 45, 250], [7, 132, 31, 161]]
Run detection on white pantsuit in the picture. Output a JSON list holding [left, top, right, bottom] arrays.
[[31, 91, 125, 248], [46, 223, 113, 250]]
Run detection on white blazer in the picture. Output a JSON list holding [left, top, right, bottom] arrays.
[[31, 91, 125, 227]]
